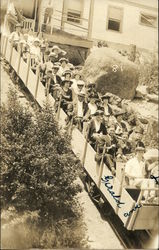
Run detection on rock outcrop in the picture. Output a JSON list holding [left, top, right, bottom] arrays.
[[82, 47, 139, 100]]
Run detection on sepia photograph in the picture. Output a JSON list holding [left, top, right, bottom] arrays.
[[0, 0, 158, 249]]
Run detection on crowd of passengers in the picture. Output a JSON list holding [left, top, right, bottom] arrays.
[[6, 23, 159, 203]]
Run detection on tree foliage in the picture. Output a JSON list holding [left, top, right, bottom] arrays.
[[1, 87, 85, 247]]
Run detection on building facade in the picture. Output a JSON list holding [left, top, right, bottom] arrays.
[[37, 0, 158, 51]]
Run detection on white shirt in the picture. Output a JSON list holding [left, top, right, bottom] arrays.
[[88, 103, 97, 115], [94, 120, 101, 132], [77, 101, 83, 117], [125, 157, 146, 178]]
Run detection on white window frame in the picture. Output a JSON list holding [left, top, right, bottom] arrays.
[[67, 9, 82, 24], [139, 12, 157, 28], [106, 6, 124, 33]]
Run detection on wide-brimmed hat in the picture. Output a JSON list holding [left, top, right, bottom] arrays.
[[33, 38, 40, 43], [59, 57, 68, 63], [52, 45, 60, 51], [77, 80, 84, 86], [78, 92, 85, 97], [62, 70, 72, 77], [136, 141, 145, 152], [61, 80, 73, 86], [87, 82, 95, 87], [46, 69, 52, 73], [49, 52, 56, 58], [101, 93, 111, 100], [93, 110, 104, 116]]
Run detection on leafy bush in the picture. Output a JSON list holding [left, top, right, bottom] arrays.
[[138, 52, 158, 94], [1, 87, 86, 247], [82, 47, 139, 99]]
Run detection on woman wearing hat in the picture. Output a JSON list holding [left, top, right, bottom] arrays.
[[71, 71, 85, 97], [30, 37, 41, 72], [58, 58, 69, 77], [51, 45, 66, 62], [60, 80, 73, 113], [62, 70, 72, 81], [101, 94, 112, 116]]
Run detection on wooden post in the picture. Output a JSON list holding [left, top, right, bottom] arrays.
[[25, 54, 31, 86], [127, 189, 144, 230], [81, 122, 90, 167], [34, 0, 38, 32], [35, 66, 40, 99], [56, 94, 62, 120], [87, 0, 95, 39], [97, 142, 107, 189], [9, 42, 14, 64], [1, 35, 5, 55], [61, 0, 66, 31], [115, 167, 125, 214], [4, 37, 8, 58], [17, 45, 22, 75]]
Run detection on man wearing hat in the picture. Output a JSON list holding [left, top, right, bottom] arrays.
[[125, 141, 146, 185], [50, 63, 62, 89], [45, 52, 56, 72], [51, 45, 67, 62], [58, 58, 69, 77], [124, 141, 155, 201], [73, 92, 88, 131], [101, 93, 112, 116], [29, 37, 41, 72], [86, 95, 98, 118], [9, 23, 23, 50], [88, 110, 108, 149], [43, 69, 54, 96], [114, 109, 126, 136], [60, 79, 73, 113]]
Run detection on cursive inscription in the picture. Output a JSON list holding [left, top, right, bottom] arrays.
[[101, 175, 125, 208], [150, 175, 159, 185], [124, 204, 142, 217]]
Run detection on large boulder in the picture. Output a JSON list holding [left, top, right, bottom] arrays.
[[83, 48, 139, 99]]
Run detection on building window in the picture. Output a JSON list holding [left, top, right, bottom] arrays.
[[67, 10, 81, 24], [65, 0, 83, 24], [107, 6, 123, 32], [140, 13, 157, 28]]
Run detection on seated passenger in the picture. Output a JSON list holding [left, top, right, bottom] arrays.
[[60, 79, 73, 113], [58, 58, 69, 77], [73, 92, 88, 132], [51, 45, 66, 63], [52, 64, 62, 86], [87, 95, 98, 117], [114, 110, 126, 136], [62, 70, 72, 81], [125, 141, 156, 201], [117, 132, 132, 162], [9, 23, 23, 50], [88, 110, 108, 150], [129, 126, 144, 151], [101, 94, 112, 116], [44, 69, 55, 96]]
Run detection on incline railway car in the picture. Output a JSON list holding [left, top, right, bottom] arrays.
[[1, 34, 159, 231]]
